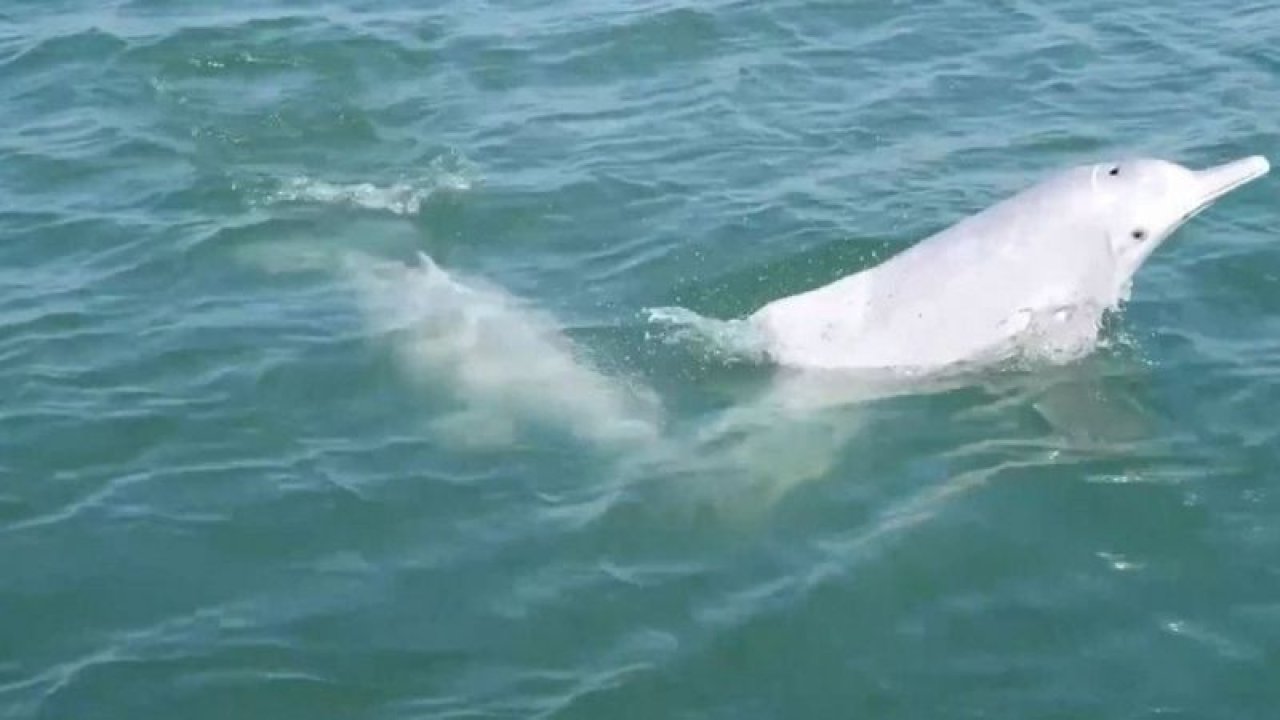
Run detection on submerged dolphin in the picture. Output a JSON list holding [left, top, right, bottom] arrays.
[[751, 156, 1270, 371]]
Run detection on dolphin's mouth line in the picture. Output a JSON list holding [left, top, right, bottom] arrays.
[[1184, 179, 1254, 221], [1177, 198, 1225, 228], [1181, 155, 1270, 224]]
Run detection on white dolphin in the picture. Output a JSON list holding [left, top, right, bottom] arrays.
[[751, 156, 1270, 372]]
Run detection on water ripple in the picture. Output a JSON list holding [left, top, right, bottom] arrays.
[[3, 0, 1280, 717]]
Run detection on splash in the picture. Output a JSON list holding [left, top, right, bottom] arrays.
[[269, 155, 475, 216], [643, 306, 771, 365], [271, 179, 435, 216], [344, 253, 662, 449]]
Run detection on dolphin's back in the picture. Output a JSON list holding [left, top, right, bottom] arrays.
[[751, 167, 1111, 370]]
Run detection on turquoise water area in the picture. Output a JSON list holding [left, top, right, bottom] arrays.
[[3, 1, 1280, 718]]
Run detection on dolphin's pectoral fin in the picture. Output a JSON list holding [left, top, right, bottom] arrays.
[[1032, 378, 1154, 448]]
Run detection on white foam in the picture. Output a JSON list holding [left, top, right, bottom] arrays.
[[344, 253, 662, 449], [272, 179, 430, 216]]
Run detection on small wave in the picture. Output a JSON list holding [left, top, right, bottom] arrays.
[[269, 156, 475, 216]]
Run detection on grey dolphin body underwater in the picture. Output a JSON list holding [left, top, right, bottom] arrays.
[[750, 156, 1271, 372]]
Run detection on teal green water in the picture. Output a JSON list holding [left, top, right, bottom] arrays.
[[4, 2, 1280, 718]]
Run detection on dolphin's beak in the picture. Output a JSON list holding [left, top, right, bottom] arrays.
[[1189, 155, 1270, 215]]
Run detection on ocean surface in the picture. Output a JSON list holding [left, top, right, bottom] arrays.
[[4, 1, 1280, 718]]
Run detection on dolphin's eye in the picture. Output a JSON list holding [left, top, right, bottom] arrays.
[[1131, 229, 1147, 241], [1108, 166, 1120, 176]]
